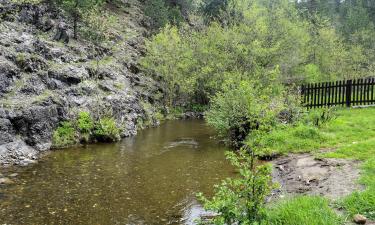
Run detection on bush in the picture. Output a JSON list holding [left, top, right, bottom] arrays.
[[94, 117, 121, 142], [266, 196, 342, 225], [197, 146, 275, 224], [206, 79, 283, 148], [77, 111, 94, 142], [52, 122, 77, 148]]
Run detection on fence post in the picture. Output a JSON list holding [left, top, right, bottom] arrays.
[[346, 80, 352, 107]]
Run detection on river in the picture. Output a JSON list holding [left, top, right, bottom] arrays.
[[0, 120, 234, 224]]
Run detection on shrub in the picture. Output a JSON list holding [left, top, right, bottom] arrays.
[[206, 79, 283, 148], [197, 146, 275, 224], [266, 196, 342, 225], [52, 122, 77, 148], [94, 117, 121, 142], [77, 111, 94, 143]]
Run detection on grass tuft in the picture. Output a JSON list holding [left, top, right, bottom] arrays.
[[265, 196, 343, 225]]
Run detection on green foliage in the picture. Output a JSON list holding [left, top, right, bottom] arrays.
[[266, 196, 342, 225], [205, 79, 283, 147], [200, 0, 246, 25], [141, 1, 313, 105], [142, 0, 375, 110], [80, 8, 118, 75], [94, 117, 121, 142], [81, 8, 118, 46], [53, 112, 121, 147], [52, 122, 77, 148], [197, 146, 275, 224], [77, 111, 94, 142], [59, 0, 105, 39], [301, 107, 337, 127], [144, 0, 184, 30]]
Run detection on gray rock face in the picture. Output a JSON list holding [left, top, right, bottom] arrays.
[[0, 56, 20, 96], [0, 1, 163, 166]]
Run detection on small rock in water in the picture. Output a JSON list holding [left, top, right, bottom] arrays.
[[19, 159, 37, 166], [353, 214, 367, 224], [9, 173, 18, 177], [0, 177, 14, 185]]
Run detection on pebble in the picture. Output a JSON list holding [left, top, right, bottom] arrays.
[[9, 173, 18, 177], [0, 177, 14, 185], [353, 214, 367, 224]]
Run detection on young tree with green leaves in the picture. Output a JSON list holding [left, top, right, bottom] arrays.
[[197, 130, 277, 224], [59, 0, 105, 39], [81, 7, 117, 74]]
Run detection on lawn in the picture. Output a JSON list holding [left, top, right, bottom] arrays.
[[261, 107, 375, 223]]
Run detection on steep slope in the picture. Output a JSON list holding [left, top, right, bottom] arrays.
[[0, 0, 163, 166]]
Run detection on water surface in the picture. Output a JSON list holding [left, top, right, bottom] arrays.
[[0, 120, 234, 224]]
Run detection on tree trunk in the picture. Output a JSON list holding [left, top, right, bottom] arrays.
[[73, 16, 77, 39]]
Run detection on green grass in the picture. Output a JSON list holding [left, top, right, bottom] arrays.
[[339, 158, 375, 220], [265, 196, 343, 225], [260, 107, 375, 156], [260, 107, 375, 222]]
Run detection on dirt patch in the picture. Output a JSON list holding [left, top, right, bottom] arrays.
[[272, 154, 363, 200]]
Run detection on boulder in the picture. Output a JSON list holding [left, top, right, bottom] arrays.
[[53, 22, 69, 44], [48, 65, 89, 85]]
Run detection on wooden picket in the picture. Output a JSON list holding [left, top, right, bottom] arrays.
[[301, 78, 375, 108]]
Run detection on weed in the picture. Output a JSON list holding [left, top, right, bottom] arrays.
[[52, 122, 77, 148]]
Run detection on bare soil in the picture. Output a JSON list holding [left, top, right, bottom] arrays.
[[271, 153, 363, 200]]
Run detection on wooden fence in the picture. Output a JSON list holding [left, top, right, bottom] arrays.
[[301, 78, 375, 108]]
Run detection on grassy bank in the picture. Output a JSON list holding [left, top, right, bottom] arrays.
[[261, 107, 375, 222]]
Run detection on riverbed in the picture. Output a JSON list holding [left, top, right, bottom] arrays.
[[0, 120, 234, 224]]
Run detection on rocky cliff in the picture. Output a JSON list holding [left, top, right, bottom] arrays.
[[0, 0, 163, 166]]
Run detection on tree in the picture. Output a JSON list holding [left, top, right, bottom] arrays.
[[143, 0, 186, 31], [60, 0, 105, 39], [81, 8, 117, 75], [197, 132, 277, 224]]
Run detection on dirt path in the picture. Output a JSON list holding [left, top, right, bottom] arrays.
[[271, 153, 363, 200]]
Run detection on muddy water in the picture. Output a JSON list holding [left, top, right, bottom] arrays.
[[0, 120, 234, 224]]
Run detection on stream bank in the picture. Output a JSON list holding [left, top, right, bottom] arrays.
[[0, 0, 164, 166]]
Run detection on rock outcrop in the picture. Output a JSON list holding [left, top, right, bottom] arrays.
[[0, 0, 163, 166]]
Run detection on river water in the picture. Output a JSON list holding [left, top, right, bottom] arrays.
[[0, 120, 234, 224]]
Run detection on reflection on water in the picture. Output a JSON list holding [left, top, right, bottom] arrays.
[[0, 120, 234, 224]]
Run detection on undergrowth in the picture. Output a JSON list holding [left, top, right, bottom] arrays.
[[266, 196, 343, 225], [52, 112, 121, 148]]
